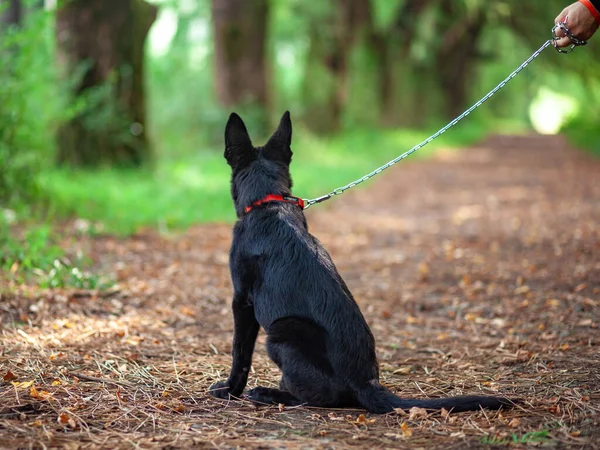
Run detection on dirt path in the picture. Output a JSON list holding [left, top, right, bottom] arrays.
[[2, 135, 599, 449]]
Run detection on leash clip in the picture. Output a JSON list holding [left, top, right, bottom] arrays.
[[552, 21, 587, 53]]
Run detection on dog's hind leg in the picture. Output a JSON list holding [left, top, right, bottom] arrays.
[[263, 317, 358, 408], [246, 386, 303, 406]]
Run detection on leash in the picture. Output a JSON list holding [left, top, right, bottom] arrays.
[[302, 23, 585, 210]]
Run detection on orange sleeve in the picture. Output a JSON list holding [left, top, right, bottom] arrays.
[[580, 0, 600, 25]]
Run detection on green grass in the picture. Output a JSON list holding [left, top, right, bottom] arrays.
[[36, 121, 500, 235], [0, 224, 112, 291], [39, 152, 233, 234], [480, 430, 551, 446]]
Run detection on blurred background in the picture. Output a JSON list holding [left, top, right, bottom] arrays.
[[1, 0, 599, 236]]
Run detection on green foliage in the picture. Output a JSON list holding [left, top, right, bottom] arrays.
[[563, 120, 600, 156], [558, 66, 600, 156], [0, 6, 59, 207], [480, 430, 551, 445], [36, 119, 493, 233], [0, 223, 111, 290]]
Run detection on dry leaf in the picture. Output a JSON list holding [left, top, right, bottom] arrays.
[[353, 414, 376, 425], [30, 386, 52, 400], [514, 285, 530, 295], [437, 332, 450, 341], [173, 402, 185, 413], [508, 418, 520, 428], [409, 407, 428, 421], [461, 274, 471, 286], [3, 370, 17, 382], [394, 408, 407, 416], [465, 313, 478, 322], [11, 380, 34, 389], [116, 386, 126, 403], [58, 413, 77, 429], [400, 421, 412, 437], [52, 380, 62, 386], [393, 366, 412, 375], [278, 403, 285, 412], [418, 261, 429, 278], [546, 299, 560, 308], [440, 408, 450, 419], [180, 306, 196, 317], [384, 432, 402, 439]]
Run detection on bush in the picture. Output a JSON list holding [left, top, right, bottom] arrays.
[[0, 222, 111, 290], [0, 6, 61, 209]]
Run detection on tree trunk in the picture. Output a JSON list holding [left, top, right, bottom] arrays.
[[56, 0, 157, 167], [211, 0, 269, 136], [372, 0, 433, 125], [0, 0, 22, 27], [435, 8, 486, 119], [302, 0, 370, 132]]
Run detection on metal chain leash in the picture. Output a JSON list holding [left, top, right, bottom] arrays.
[[303, 24, 585, 210]]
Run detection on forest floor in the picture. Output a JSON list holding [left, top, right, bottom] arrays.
[[1, 135, 599, 449]]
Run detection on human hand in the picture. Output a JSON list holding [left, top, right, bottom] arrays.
[[554, 1, 599, 48]]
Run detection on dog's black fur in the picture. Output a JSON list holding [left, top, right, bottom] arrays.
[[210, 111, 510, 413]]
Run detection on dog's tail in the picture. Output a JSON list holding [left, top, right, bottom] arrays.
[[354, 380, 511, 414]]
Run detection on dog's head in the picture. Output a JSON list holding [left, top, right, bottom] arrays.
[[224, 111, 294, 216]]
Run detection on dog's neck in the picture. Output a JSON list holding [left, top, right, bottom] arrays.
[[232, 162, 292, 218], [244, 194, 304, 214]]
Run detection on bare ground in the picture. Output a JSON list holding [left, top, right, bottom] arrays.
[[1, 134, 599, 449]]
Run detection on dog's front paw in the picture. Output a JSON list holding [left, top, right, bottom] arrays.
[[209, 381, 232, 399]]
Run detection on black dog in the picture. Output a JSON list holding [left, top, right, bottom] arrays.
[[210, 111, 509, 413]]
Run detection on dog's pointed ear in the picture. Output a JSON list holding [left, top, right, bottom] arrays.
[[224, 113, 255, 168], [264, 111, 292, 164]]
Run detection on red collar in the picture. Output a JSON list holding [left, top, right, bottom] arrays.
[[244, 194, 305, 214]]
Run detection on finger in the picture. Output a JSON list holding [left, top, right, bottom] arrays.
[[554, 36, 572, 48], [555, 26, 567, 37], [555, 7, 569, 24]]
